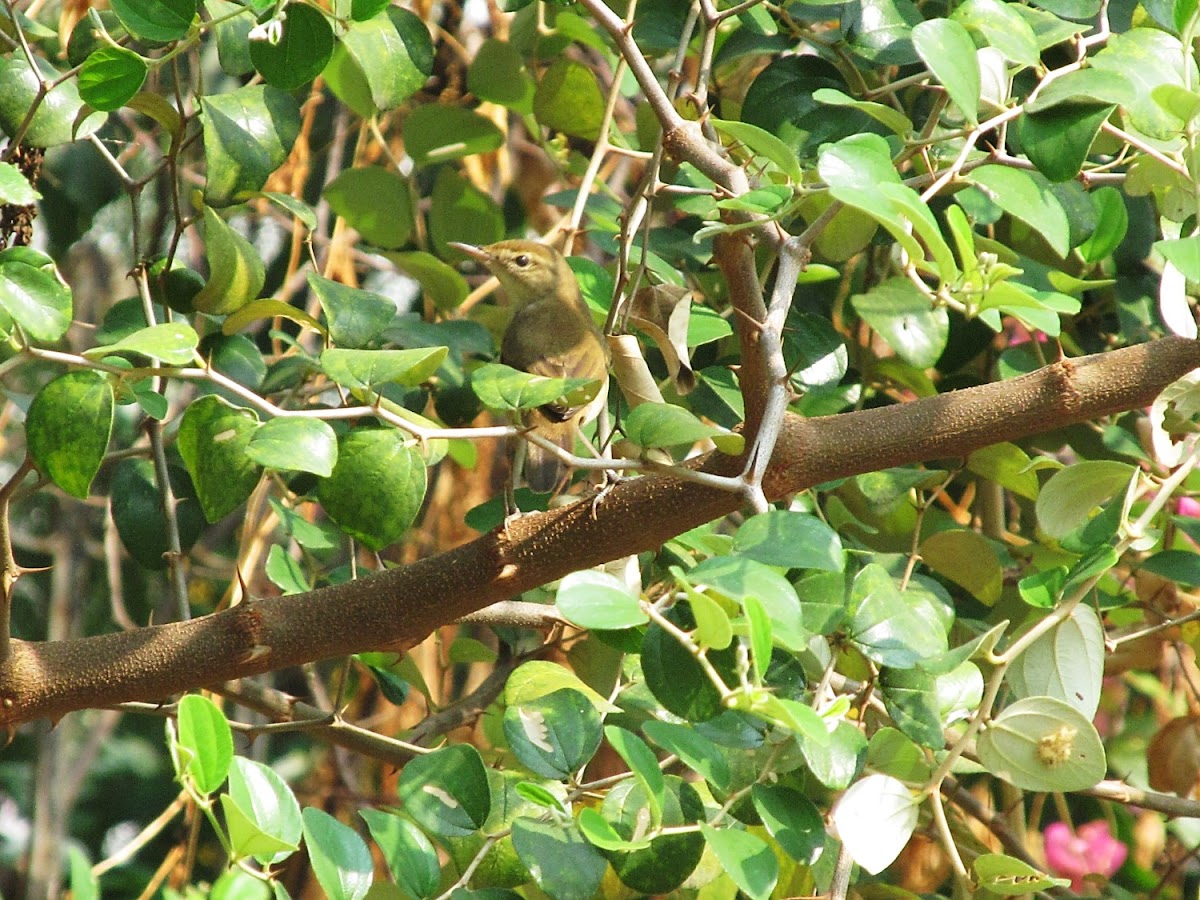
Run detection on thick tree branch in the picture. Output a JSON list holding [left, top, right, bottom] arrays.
[[3, 336, 1199, 727]]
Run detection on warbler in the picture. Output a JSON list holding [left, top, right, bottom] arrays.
[[450, 240, 610, 493]]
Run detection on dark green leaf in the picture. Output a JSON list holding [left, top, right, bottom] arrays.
[[426, 168, 504, 259], [249, 4, 334, 89], [751, 785, 824, 864], [642, 720, 731, 789], [26, 370, 113, 499], [602, 777, 705, 894], [325, 6, 433, 115], [360, 810, 440, 900], [201, 85, 300, 207], [848, 564, 948, 668], [110, 460, 204, 570], [385, 251, 469, 311], [316, 428, 426, 550], [1019, 103, 1113, 183], [308, 273, 396, 349], [193, 205, 267, 314], [468, 39, 535, 113], [851, 277, 949, 368], [396, 744, 491, 838], [177, 395, 262, 521], [511, 820, 606, 900], [246, 417, 337, 476], [301, 807, 372, 900], [0, 57, 105, 148], [503, 688, 603, 779], [533, 58, 605, 141], [111, 0, 196, 42], [320, 347, 447, 390], [403, 105, 504, 168], [323, 166, 414, 250], [0, 259, 72, 342]]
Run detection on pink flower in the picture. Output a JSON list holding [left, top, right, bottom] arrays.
[[1044, 820, 1128, 892], [1179, 496, 1200, 518]]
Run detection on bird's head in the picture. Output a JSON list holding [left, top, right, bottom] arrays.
[[450, 240, 573, 308]]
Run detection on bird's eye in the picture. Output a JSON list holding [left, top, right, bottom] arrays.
[[514, 254, 530, 267]]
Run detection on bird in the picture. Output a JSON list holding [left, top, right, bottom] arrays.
[[449, 239, 610, 495]]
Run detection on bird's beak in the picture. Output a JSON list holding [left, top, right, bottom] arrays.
[[448, 242, 490, 264]]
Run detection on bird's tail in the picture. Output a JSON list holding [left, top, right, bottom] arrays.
[[518, 417, 573, 493]]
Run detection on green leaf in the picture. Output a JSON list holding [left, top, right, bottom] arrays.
[[503, 688, 603, 780], [848, 564, 949, 668], [472, 362, 599, 413], [843, 0, 923, 64], [534, 57, 605, 141], [623, 401, 723, 450], [733, 510, 845, 571], [687, 556, 809, 650], [1091, 28, 1196, 141], [751, 785, 825, 864], [1141, 548, 1200, 586], [851, 277, 948, 368], [468, 38, 534, 113], [301, 808, 372, 900], [193, 205, 266, 315], [868, 726, 934, 782], [177, 395, 262, 521], [505, 659, 616, 712], [830, 774, 918, 875], [385, 251, 469, 311], [78, 46, 147, 111], [396, 744, 491, 838], [976, 696, 1106, 791], [798, 719, 867, 788], [1019, 567, 1066, 608], [68, 847, 98, 900], [249, 4, 334, 90], [1035, 460, 1135, 538], [555, 570, 647, 630], [316, 429, 425, 551], [913, 18, 980, 123], [265, 543, 309, 594], [711, 117, 803, 182], [110, 459, 204, 570], [1007, 604, 1104, 718], [512, 819, 606, 900], [642, 720, 731, 790], [426, 167, 504, 258], [325, 6, 433, 115], [1156, 235, 1200, 282], [360, 810, 439, 900], [1020, 103, 1114, 183], [605, 726, 664, 825], [226, 757, 302, 864], [403, 104, 504, 168], [26, 370, 113, 499], [881, 667, 944, 748], [308, 273, 395, 349], [111, 0, 195, 42], [974, 853, 1069, 895], [919, 529, 1003, 605], [175, 694, 233, 796], [322, 166, 413, 250], [951, 0, 1040, 65], [85, 322, 199, 365], [201, 85, 300, 207], [577, 807, 651, 851], [0, 57, 106, 148], [700, 826, 778, 900], [1076, 186, 1128, 264], [601, 777, 705, 894], [966, 442, 1040, 500], [812, 87, 913, 137], [971, 165, 1070, 257], [0, 161, 39, 204], [221, 795, 297, 864], [245, 417, 337, 477], [818, 134, 956, 279], [321, 347, 447, 390], [0, 258, 72, 343]]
